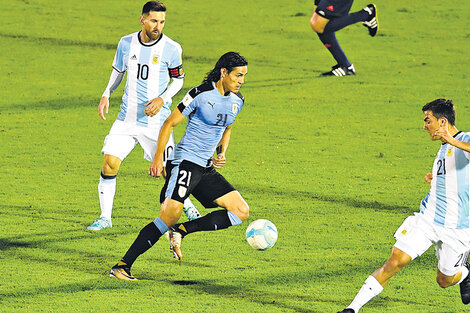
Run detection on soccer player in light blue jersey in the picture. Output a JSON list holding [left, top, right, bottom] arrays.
[[109, 52, 249, 280], [338, 99, 470, 313], [87, 1, 200, 231]]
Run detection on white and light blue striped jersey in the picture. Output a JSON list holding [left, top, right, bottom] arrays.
[[172, 82, 245, 167], [420, 131, 470, 229], [111, 31, 184, 128]]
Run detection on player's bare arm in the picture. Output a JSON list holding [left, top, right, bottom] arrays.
[[98, 96, 110, 120], [149, 108, 185, 177], [213, 125, 232, 169], [433, 118, 470, 152]]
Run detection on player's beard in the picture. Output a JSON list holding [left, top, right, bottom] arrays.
[[147, 30, 161, 41]]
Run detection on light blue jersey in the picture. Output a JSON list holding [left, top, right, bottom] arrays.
[[420, 131, 470, 229], [112, 31, 183, 128], [173, 82, 245, 167]]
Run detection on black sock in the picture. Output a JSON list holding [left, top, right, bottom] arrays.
[[317, 31, 351, 67], [175, 209, 232, 235], [121, 222, 162, 267], [323, 10, 369, 33]]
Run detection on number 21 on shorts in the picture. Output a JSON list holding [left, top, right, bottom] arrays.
[[177, 170, 192, 198]]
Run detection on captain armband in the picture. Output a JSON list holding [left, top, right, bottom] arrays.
[[169, 65, 184, 78]]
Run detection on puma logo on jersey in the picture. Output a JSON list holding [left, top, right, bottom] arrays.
[[208, 101, 215, 108]]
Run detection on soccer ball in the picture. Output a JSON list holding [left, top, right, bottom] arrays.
[[246, 219, 278, 250]]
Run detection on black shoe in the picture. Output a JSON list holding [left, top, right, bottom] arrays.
[[109, 261, 137, 281], [321, 64, 356, 77], [362, 4, 378, 37], [337, 309, 355, 313], [460, 263, 470, 304]]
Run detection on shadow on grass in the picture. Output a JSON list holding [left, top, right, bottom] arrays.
[[240, 184, 412, 213], [0, 32, 215, 66], [152, 266, 427, 313], [0, 279, 138, 302], [0, 32, 117, 50], [2, 96, 98, 111]]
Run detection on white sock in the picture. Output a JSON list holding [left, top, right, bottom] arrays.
[[348, 276, 384, 312], [458, 266, 469, 284], [98, 174, 116, 220], [183, 197, 195, 211]]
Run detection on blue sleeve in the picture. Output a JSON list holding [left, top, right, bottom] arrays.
[[460, 133, 470, 143], [168, 43, 183, 68], [181, 95, 199, 117], [112, 36, 131, 73]]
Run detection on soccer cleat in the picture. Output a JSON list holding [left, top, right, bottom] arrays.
[[337, 309, 355, 313], [460, 263, 470, 304], [109, 262, 137, 281], [362, 4, 379, 37], [183, 204, 201, 221], [167, 228, 183, 261], [321, 64, 356, 77], [87, 217, 112, 231]]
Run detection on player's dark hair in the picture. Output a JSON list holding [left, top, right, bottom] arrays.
[[422, 98, 456, 125], [202, 52, 248, 83], [142, 1, 166, 14]]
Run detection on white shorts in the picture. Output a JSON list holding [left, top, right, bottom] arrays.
[[394, 213, 470, 276], [101, 120, 175, 164]]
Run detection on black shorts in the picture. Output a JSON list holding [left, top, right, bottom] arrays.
[[160, 160, 236, 208], [315, 0, 354, 19]]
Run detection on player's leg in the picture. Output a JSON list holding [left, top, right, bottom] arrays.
[[338, 247, 411, 313], [311, 1, 378, 76], [88, 122, 138, 231], [109, 159, 194, 279], [172, 190, 249, 235], [171, 167, 247, 235], [142, 130, 201, 221], [168, 169, 248, 260], [320, 5, 377, 35], [310, 0, 354, 76], [434, 240, 470, 304], [338, 215, 432, 313], [109, 197, 183, 280], [311, 10, 353, 74]]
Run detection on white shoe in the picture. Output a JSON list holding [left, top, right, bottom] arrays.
[[183, 205, 201, 221], [87, 217, 112, 231], [166, 229, 183, 261]]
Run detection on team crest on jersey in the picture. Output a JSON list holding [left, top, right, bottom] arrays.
[[232, 103, 238, 114], [178, 186, 187, 198], [447, 148, 453, 156], [153, 56, 159, 63]]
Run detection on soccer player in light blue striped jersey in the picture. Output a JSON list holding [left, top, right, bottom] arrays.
[[109, 52, 249, 280], [87, 1, 200, 231], [338, 99, 470, 313]]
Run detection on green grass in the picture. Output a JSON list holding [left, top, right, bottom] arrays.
[[1, 0, 470, 312]]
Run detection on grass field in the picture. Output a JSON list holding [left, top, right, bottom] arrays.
[[1, 0, 470, 312]]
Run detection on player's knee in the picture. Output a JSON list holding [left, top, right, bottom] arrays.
[[436, 273, 454, 288], [310, 16, 325, 34], [241, 203, 250, 221], [310, 20, 324, 33], [384, 257, 407, 273], [159, 200, 183, 225], [102, 156, 120, 175], [235, 203, 249, 221], [436, 276, 452, 288]]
